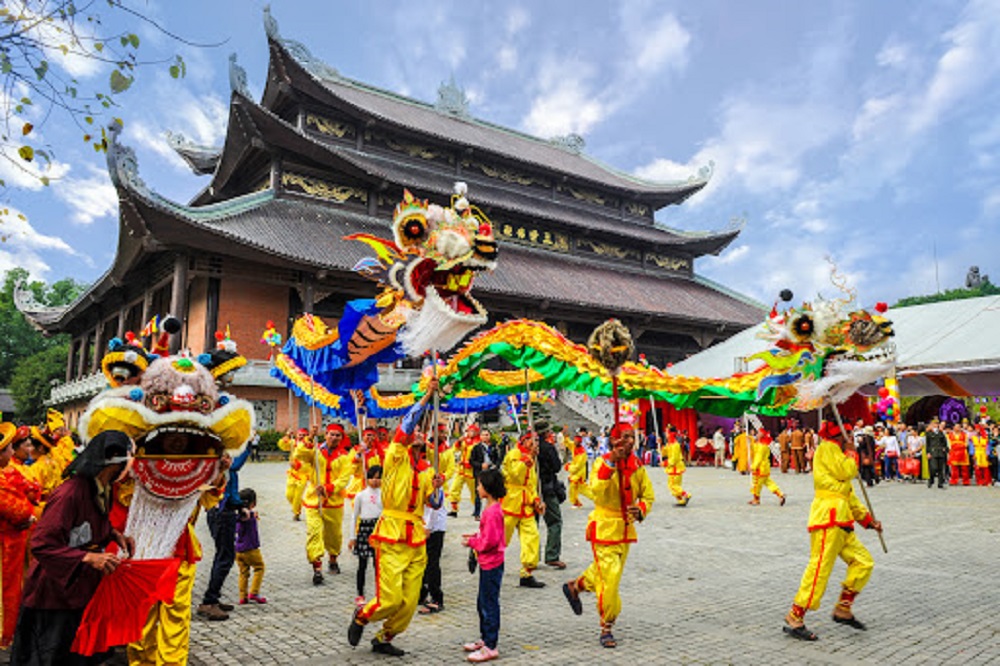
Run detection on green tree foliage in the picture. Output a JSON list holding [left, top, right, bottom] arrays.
[[10, 342, 67, 422], [894, 280, 1000, 308], [0, 0, 204, 223], [0, 267, 85, 386]]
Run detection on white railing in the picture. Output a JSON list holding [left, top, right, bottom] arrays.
[[48, 372, 108, 404], [557, 390, 614, 427]]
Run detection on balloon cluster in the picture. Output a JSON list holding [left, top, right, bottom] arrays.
[[619, 400, 640, 425], [875, 385, 897, 421], [260, 320, 282, 348]]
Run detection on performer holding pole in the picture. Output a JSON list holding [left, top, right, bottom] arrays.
[[783, 412, 884, 642]]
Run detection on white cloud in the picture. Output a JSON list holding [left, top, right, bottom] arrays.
[[521, 61, 607, 137], [876, 41, 911, 69], [497, 46, 518, 72], [906, 0, 1000, 134], [0, 204, 79, 279], [634, 157, 700, 183], [125, 91, 228, 173], [505, 7, 530, 36], [54, 166, 118, 225], [618, 3, 691, 75]]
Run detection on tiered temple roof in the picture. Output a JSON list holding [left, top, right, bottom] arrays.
[[20, 8, 762, 352]]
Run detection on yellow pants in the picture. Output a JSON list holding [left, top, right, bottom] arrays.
[[667, 473, 689, 502], [237, 548, 265, 598], [361, 540, 427, 641], [569, 479, 591, 505], [577, 542, 630, 626], [503, 513, 540, 577], [448, 473, 476, 510], [305, 504, 344, 563], [793, 527, 873, 612], [752, 473, 783, 499], [127, 560, 197, 666], [286, 476, 307, 517]]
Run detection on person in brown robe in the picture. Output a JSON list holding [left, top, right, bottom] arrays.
[[10, 430, 134, 666]]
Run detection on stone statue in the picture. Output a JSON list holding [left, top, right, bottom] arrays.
[[966, 266, 989, 288]]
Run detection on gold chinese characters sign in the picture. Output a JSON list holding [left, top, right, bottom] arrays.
[[497, 223, 570, 252]]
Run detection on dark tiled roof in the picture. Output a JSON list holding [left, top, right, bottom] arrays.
[[228, 96, 738, 255], [152, 193, 760, 326], [270, 38, 710, 202]]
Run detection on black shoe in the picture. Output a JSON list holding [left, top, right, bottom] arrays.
[[329, 560, 341, 574], [217, 602, 235, 612], [313, 570, 324, 585], [519, 575, 546, 588], [447, 511, 458, 518], [348, 607, 365, 647], [371, 637, 405, 656]]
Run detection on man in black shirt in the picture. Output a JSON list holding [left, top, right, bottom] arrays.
[[536, 421, 565, 569], [925, 420, 949, 489]]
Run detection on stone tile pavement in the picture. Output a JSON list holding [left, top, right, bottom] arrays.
[[7, 462, 1000, 665]]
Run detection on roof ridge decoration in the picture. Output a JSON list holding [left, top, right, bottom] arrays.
[[165, 131, 222, 176], [549, 133, 586, 154], [262, 5, 341, 82], [229, 53, 251, 98], [435, 74, 470, 119], [106, 122, 148, 194], [13, 280, 67, 321]]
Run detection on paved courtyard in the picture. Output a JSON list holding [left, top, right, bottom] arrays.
[[161, 460, 1000, 666]]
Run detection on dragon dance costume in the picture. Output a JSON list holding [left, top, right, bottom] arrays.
[[660, 432, 690, 506], [303, 425, 353, 579], [501, 436, 543, 584]]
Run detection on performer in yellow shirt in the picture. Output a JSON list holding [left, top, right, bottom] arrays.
[[348, 381, 444, 657], [285, 428, 313, 520], [563, 424, 654, 648], [347, 427, 379, 501], [731, 425, 749, 474], [567, 439, 590, 507], [784, 420, 882, 641], [448, 423, 479, 516], [501, 430, 545, 588], [971, 424, 991, 486], [303, 424, 353, 584], [749, 429, 785, 506], [660, 426, 691, 506]]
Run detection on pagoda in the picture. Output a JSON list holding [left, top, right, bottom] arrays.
[[19, 9, 762, 430]]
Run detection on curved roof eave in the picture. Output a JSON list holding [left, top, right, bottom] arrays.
[[265, 34, 710, 203]]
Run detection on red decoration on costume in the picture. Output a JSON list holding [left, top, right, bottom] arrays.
[[874, 302, 888, 313]]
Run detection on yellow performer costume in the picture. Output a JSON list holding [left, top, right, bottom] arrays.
[[285, 430, 313, 519], [448, 426, 478, 514], [127, 486, 221, 666], [501, 434, 543, 584], [660, 432, 691, 506], [347, 428, 379, 501], [731, 430, 749, 473], [350, 391, 442, 655], [567, 443, 590, 507], [565, 425, 653, 647], [784, 422, 881, 641], [749, 433, 784, 505], [303, 425, 352, 578]]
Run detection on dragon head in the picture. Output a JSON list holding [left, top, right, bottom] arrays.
[[351, 183, 498, 357], [756, 295, 895, 410]]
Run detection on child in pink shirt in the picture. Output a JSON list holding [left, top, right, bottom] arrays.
[[461, 468, 506, 663]]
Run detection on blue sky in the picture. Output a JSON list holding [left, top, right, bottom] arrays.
[[5, 0, 1000, 307]]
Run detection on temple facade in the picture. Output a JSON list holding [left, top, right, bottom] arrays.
[[19, 9, 762, 431]]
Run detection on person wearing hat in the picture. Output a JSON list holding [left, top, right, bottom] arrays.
[[28, 409, 75, 498], [448, 423, 480, 517], [660, 426, 692, 507], [536, 421, 566, 569], [946, 422, 971, 486], [925, 421, 949, 488], [0, 424, 41, 648], [783, 420, 882, 642], [562, 423, 654, 648], [10, 430, 134, 665], [347, 427, 382, 502], [749, 428, 785, 506], [566, 430, 590, 508], [501, 429, 546, 588], [303, 423, 354, 584], [286, 428, 315, 521], [347, 379, 445, 657]]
